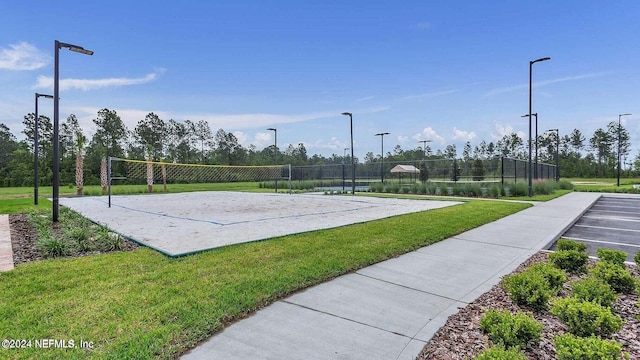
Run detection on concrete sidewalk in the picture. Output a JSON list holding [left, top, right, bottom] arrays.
[[182, 192, 600, 360], [0, 215, 14, 272]]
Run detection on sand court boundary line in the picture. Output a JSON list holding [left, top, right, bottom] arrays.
[[59, 192, 461, 257]]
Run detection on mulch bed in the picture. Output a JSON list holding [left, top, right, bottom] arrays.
[[417, 252, 640, 359], [8, 214, 139, 265]]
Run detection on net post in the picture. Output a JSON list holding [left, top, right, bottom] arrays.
[[288, 164, 292, 194], [107, 156, 112, 208]]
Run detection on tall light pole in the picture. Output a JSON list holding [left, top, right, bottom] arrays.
[[375, 132, 389, 184], [54, 40, 93, 222], [521, 113, 538, 179], [34, 93, 54, 205], [342, 147, 349, 192], [418, 139, 432, 183], [617, 113, 632, 186], [548, 128, 559, 181], [418, 140, 432, 157], [341, 112, 355, 194], [528, 57, 550, 196], [267, 128, 277, 192]]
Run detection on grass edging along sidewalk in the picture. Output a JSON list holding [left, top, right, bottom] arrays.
[[0, 200, 529, 359]]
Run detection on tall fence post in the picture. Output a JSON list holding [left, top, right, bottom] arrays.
[[500, 156, 504, 186]]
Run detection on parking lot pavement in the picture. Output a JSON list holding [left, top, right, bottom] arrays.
[[549, 194, 640, 262]]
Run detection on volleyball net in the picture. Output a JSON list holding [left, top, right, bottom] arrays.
[[107, 157, 291, 206]]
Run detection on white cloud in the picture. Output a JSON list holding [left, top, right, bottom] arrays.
[[412, 127, 445, 145], [491, 122, 525, 141], [252, 132, 273, 149], [185, 111, 337, 130], [0, 42, 49, 70], [452, 127, 477, 141], [484, 72, 610, 97], [307, 137, 348, 153], [397, 135, 409, 144], [69, 106, 340, 140], [232, 131, 248, 145], [34, 69, 165, 91]]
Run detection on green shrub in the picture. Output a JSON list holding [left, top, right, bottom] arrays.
[[551, 297, 623, 337], [591, 261, 637, 294], [439, 184, 449, 196], [509, 183, 527, 197], [451, 184, 462, 196], [400, 185, 411, 194], [596, 248, 627, 267], [557, 181, 574, 190], [550, 250, 588, 273], [571, 277, 618, 308], [479, 309, 542, 349], [386, 184, 400, 193], [488, 185, 501, 198], [463, 183, 483, 197], [503, 271, 555, 309], [556, 239, 587, 252], [529, 263, 567, 291], [533, 180, 553, 195], [473, 345, 527, 360], [554, 334, 623, 360], [66, 227, 93, 252], [36, 235, 72, 258], [635, 250, 640, 267], [370, 183, 384, 193], [96, 228, 124, 251]]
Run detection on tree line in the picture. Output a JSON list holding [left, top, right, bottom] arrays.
[[0, 108, 637, 187]]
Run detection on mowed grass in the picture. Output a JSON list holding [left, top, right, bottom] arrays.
[[0, 199, 530, 359], [0, 182, 268, 200], [504, 189, 573, 201], [565, 177, 640, 193], [0, 198, 52, 214]]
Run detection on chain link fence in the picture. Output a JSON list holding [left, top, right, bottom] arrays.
[[290, 157, 558, 190]]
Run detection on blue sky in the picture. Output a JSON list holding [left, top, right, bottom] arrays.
[[1, 1, 639, 160]]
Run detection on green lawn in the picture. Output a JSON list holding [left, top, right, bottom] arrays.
[[503, 189, 573, 201], [564, 177, 640, 193], [0, 198, 52, 214], [0, 199, 530, 359], [0, 182, 269, 200]]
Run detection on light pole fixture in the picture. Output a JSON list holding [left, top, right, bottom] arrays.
[[375, 132, 390, 184], [341, 112, 355, 194], [528, 57, 550, 196], [522, 113, 538, 179], [617, 113, 632, 186], [267, 128, 278, 192], [53, 40, 93, 222], [34, 93, 54, 205], [548, 128, 559, 181], [418, 140, 432, 157]]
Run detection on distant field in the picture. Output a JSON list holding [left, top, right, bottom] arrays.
[[0, 182, 267, 200], [564, 177, 640, 193]]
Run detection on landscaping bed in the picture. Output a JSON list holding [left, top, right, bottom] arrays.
[[418, 251, 640, 359], [9, 211, 138, 265]]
